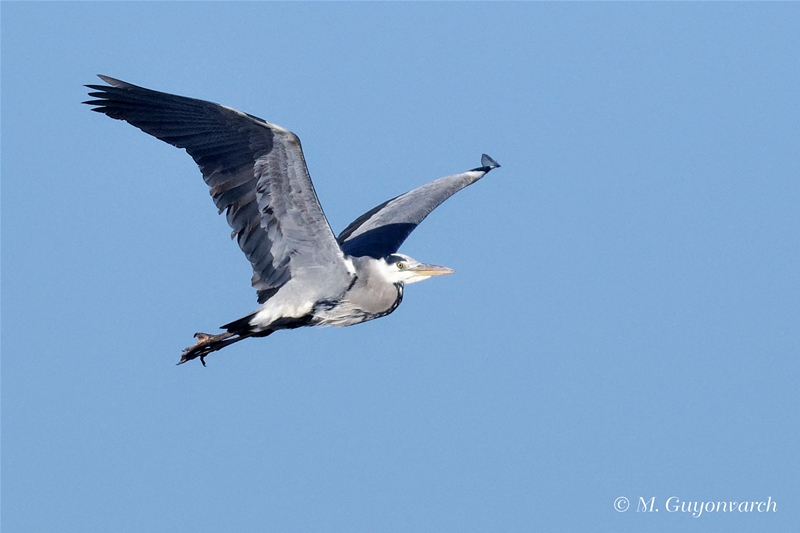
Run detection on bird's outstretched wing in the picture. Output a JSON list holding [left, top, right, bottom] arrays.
[[337, 154, 500, 258], [85, 75, 348, 304]]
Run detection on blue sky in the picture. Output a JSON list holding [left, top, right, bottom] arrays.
[[3, 3, 799, 532]]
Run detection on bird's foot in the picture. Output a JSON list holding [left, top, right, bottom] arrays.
[[179, 332, 231, 367]]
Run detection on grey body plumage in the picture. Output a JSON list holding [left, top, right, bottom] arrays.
[[85, 76, 500, 365]]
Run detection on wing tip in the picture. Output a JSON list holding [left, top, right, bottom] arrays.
[[96, 74, 127, 87], [481, 153, 500, 169], [84, 75, 135, 95], [472, 153, 500, 173]]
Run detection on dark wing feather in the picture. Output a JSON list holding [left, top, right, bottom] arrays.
[[337, 154, 500, 258], [85, 75, 347, 303]]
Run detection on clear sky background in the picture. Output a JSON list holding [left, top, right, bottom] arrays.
[[3, 3, 799, 532]]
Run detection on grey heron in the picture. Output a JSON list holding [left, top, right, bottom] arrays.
[[85, 76, 500, 365]]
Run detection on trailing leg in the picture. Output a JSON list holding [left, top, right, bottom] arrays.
[[179, 331, 245, 366]]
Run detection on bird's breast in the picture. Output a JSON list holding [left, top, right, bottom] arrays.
[[312, 282, 403, 327]]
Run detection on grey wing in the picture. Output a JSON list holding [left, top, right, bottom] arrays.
[[85, 75, 350, 303], [337, 154, 500, 258]]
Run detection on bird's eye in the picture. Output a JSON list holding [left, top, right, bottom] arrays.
[[396, 262, 405, 270]]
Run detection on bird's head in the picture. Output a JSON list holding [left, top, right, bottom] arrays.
[[379, 253, 455, 284]]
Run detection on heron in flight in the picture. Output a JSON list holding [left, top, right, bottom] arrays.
[[85, 76, 500, 365]]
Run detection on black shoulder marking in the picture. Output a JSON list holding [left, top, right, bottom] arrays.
[[336, 194, 399, 244], [337, 222, 417, 259]]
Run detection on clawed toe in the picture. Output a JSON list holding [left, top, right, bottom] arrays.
[[179, 332, 214, 366], [178, 331, 236, 366]]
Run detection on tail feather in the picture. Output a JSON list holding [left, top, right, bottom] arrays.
[[221, 312, 258, 334]]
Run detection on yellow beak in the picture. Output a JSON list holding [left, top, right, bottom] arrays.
[[408, 263, 455, 277]]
